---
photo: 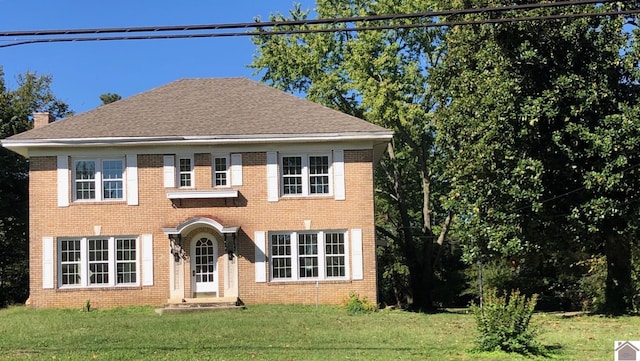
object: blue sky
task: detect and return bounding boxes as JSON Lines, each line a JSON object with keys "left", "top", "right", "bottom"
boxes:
{"left": 0, "top": 1, "right": 316, "bottom": 114}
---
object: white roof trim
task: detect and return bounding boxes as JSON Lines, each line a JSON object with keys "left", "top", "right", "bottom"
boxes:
{"left": 1, "top": 132, "right": 393, "bottom": 158}
{"left": 2, "top": 132, "right": 393, "bottom": 146}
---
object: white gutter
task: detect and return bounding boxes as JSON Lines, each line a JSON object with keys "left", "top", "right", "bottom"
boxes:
{"left": 1, "top": 131, "right": 394, "bottom": 158}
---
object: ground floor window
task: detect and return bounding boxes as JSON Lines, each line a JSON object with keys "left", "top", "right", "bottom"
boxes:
{"left": 269, "top": 230, "right": 347, "bottom": 281}
{"left": 58, "top": 236, "right": 139, "bottom": 288}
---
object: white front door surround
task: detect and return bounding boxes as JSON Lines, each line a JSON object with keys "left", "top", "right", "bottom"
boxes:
{"left": 163, "top": 218, "right": 240, "bottom": 300}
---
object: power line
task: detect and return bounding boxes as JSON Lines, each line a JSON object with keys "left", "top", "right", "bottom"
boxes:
{"left": 0, "top": 0, "right": 634, "bottom": 48}
{"left": 2, "top": 8, "right": 638, "bottom": 49}
{"left": 509, "top": 162, "right": 640, "bottom": 215}
{"left": 1, "top": 9, "right": 635, "bottom": 49}
{"left": 0, "top": 0, "right": 620, "bottom": 37}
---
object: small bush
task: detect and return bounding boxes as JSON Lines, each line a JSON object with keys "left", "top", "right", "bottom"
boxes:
{"left": 471, "top": 289, "right": 543, "bottom": 355}
{"left": 345, "top": 292, "right": 376, "bottom": 315}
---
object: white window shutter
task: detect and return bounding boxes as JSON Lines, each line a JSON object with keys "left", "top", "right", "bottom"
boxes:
{"left": 333, "top": 149, "right": 345, "bottom": 201}
{"left": 163, "top": 155, "right": 175, "bottom": 188}
{"left": 351, "top": 229, "right": 363, "bottom": 280}
{"left": 57, "top": 156, "right": 69, "bottom": 207}
{"left": 126, "top": 154, "right": 139, "bottom": 206}
{"left": 255, "top": 231, "right": 267, "bottom": 283}
{"left": 42, "top": 237, "right": 54, "bottom": 289}
{"left": 266, "top": 151, "right": 278, "bottom": 202}
{"left": 142, "top": 234, "right": 154, "bottom": 286}
{"left": 231, "top": 153, "right": 243, "bottom": 186}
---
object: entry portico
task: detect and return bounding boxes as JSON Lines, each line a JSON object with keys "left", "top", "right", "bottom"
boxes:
{"left": 163, "top": 217, "right": 240, "bottom": 302}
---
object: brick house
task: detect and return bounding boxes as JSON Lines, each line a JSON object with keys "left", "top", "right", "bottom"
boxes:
{"left": 1, "top": 78, "right": 392, "bottom": 309}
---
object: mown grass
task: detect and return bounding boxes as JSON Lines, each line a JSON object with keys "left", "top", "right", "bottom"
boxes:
{"left": 0, "top": 305, "right": 637, "bottom": 360}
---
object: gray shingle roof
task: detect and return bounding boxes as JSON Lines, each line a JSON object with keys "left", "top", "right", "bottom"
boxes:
{"left": 5, "top": 78, "right": 391, "bottom": 141}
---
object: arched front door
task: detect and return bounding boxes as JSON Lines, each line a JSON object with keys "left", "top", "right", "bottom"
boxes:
{"left": 190, "top": 235, "right": 218, "bottom": 296}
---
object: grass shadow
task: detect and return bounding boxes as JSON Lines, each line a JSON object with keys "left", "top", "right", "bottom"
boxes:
{"left": 538, "top": 343, "right": 564, "bottom": 358}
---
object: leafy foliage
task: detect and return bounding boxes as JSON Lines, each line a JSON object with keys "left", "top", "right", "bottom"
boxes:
{"left": 344, "top": 291, "right": 377, "bottom": 315}
{"left": 471, "top": 289, "right": 542, "bottom": 355}
{"left": 432, "top": 1, "right": 640, "bottom": 314}
{"left": 99, "top": 93, "right": 121, "bottom": 105}
{"left": 0, "top": 67, "right": 71, "bottom": 307}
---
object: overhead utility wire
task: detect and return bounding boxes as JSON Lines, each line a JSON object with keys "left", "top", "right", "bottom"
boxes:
{"left": 0, "top": 1, "right": 634, "bottom": 48}
{"left": 508, "top": 161, "right": 640, "bottom": 215}
{"left": 1, "top": 8, "right": 637, "bottom": 49}
{"left": 0, "top": 0, "right": 619, "bottom": 37}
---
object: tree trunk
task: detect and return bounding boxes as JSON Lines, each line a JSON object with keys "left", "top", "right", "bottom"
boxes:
{"left": 604, "top": 230, "right": 633, "bottom": 314}
{"left": 386, "top": 143, "right": 431, "bottom": 310}
{"left": 419, "top": 171, "right": 434, "bottom": 311}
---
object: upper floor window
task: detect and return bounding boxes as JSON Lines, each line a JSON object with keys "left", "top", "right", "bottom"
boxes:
{"left": 73, "top": 158, "right": 124, "bottom": 201}
{"left": 309, "top": 156, "right": 330, "bottom": 194}
{"left": 178, "top": 156, "right": 194, "bottom": 188}
{"left": 281, "top": 154, "right": 331, "bottom": 197}
{"left": 213, "top": 156, "right": 229, "bottom": 187}
{"left": 164, "top": 153, "right": 241, "bottom": 190}
{"left": 59, "top": 236, "right": 139, "bottom": 288}
{"left": 103, "top": 160, "right": 124, "bottom": 199}
{"left": 282, "top": 156, "right": 303, "bottom": 195}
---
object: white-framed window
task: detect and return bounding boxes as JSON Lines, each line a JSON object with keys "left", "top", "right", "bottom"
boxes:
{"left": 178, "top": 155, "right": 194, "bottom": 188}
{"left": 73, "top": 158, "right": 124, "bottom": 201}
{"left": 282, "top": 156, "right": 303, "bottom": 195}
{"left": 88, "top": 238, "right": 109, "bottom": 285}
{"left": 58, "top": 236, "right": 139, "bottom": 288}
{"left": 59, "top": 238, "right": 81, "bottom": 285}
{"left": 309, "top": 155, "right": 330, "bottom": 194}
{"left": 271, "top": 234, "right": 292, "bottom": 279}
{"left": 213, "top": 155, "right": 229, "bottom": 187}
{"left": 269, "top": 230, "right": 347, "bottom": 281}
{"left": 298, "top": 233, "right": 319, "bottom": 278}
{"left": 325, "top": 232, "right": 346, "bottom": 277}
{"left": 116, "top": 238, "right": 137, "bottom": 284}
{"left": 102, "top": 160, "right": 124, "bottom": 200}
{"left": 280, "top": 154, "right": 331, "bottom": 197}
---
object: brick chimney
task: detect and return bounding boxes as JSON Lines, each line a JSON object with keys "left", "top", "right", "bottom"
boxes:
{"left": 33, "top": 112, "right": 53, "bottom": 129}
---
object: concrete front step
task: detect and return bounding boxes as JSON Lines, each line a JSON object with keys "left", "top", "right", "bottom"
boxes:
{"left": 155, "top": 297, "right": 245, "bottom": 314}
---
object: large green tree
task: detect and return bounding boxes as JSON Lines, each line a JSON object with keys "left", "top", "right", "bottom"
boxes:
{"left": 432, "top": 1, "right": 640, "bottom": 313}
{"left": 251, "top": 0, "right": 455, "bottom": 309}
{"left": 0, "top": 67, "right": 71, "bottom": 307}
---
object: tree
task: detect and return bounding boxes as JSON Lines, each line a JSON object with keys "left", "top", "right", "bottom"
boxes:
{"left": 0, "top": 67, "right": 71, "bottom": 307}
{"left": 432, "top": 1, "right": 640, "bottom": 314}
{"left": 99, "top": 93, "right": 121, "bottom": 105}
{"left": 251, "top": 0, "right": 455, "bottom": 309}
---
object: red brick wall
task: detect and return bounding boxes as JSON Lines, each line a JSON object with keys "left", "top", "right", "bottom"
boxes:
{"left": 28, "top": 149, "right": 377, "bottom": 309}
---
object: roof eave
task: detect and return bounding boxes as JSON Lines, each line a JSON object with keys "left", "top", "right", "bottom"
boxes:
{"left": 1, "top": 132, "right": 394, "bottom": 158}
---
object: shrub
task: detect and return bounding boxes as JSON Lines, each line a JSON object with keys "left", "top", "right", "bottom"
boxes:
{"left": 345, "top": 292, "right": 376, "bottom": 315}
{"left": 471, "top": 288, "right": 543, "bottom": 355}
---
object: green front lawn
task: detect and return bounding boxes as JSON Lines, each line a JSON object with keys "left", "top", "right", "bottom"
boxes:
{"left": 0, "top": 305, "right": 636, "bottom": 360}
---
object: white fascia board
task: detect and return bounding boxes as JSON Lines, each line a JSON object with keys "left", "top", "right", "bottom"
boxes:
{"left": 3, "top": 132, "right": 393, "bottom": 158}
{"left": 1, "top": 132, "right": 393, "bottom": 147}
{"left": 0, "top": 143, "right": 29, "bottom": 158}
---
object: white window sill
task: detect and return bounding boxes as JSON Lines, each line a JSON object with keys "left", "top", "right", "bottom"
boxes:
{"left": 57, "top": 284, "right": 141, "bottom": 290}
{"left": 268, "top": 279, "right": 351, "bottom": 285}
{"left": 167, "top": 189, "right": 239, "bottom": 199}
